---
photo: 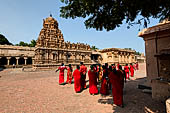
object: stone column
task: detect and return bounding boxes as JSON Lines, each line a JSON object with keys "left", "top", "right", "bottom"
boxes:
{"left": 16, "top": 57, "right": 20, "bottom": 65}
{"left": 32, "top": 59, "right": 34, "bottom": 65}
{"left": 24, "top": 57, "right": 28, "bottom": 65}
{"left": 7, "top": 57, "right": 11, "bottom": 65}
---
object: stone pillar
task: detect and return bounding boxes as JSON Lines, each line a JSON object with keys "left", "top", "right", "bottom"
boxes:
{"left": 24, "top": 57, "right": 28, "bottom": 65}
{"left": 7, "top": 57, "right": 11, "bottom": 65}
{"left": 32, "top": 59, "right": 34, "bottom": 65}
{"left": 16, "top": 57, "right": 20, "bottom": 65}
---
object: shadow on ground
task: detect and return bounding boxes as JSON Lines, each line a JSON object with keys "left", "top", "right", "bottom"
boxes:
{"left": 97, "top": 77, "right": 166, "bottom": 113}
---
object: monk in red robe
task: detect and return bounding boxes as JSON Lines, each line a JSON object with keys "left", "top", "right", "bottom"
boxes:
{"left": 136, "top": 62, "right": 139, "bottom": 70}
{"left": 88, "top": 65, "right": 98, "bottom": 95}
{"left": 56, "top": 63, "right": 67, "bottom": 85}
{"left": 66, "top": 64, "right": 73, "bottom": 84}
{"left": 109, "top": 65, "right": 124, "bottom": 107}
{"left": 117, "top": 63, "right": 120, "bottom": 70}
{"left": 111, "top": 64, "right": 116, "bottom": 70}
{"left": 100, "top": 63, "right": 109, "bottom": 95}
{"left": 124, "top": 64, "right": 129, "bottom": 79}
{"left": 80, "top": 62, "right": 87, "bottom": 89}
{"left": 130, "top": 63, "right": 134, "bottom": 77}
{"left": 73, "top": 65, "right": 81, "bottom": 93}
{"left": 133, "top": 63, "right": 136, "bottom": 71}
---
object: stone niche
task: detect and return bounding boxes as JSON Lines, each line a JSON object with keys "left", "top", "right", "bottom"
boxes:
{"left": 155, "top": 48, "right": 170, "bottom": 81}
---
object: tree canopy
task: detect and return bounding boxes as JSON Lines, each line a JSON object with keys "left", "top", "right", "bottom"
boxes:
{"left": 60, "top": 0, "right": 170, "bottom": 31}
{"left": 0, "top": 34, "right": 12, "bottom": 45}
{"left": 15, "top": 40, "right": 36, "bottom": 47}
{"left": 91, "top": 46, "right": 99, "bottom": 50}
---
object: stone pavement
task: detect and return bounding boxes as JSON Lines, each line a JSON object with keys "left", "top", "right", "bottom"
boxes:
{"left": 0, "top": 63, "right": 166, "bottom": 113}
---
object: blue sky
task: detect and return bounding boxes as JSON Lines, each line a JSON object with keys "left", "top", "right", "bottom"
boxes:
{"left": 0, "top": 0, "right": 159, "bottom": 53}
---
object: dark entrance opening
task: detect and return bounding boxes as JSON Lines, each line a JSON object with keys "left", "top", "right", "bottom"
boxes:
{"left": 0, "top": 57, "right": 7, "bottom": 65}
{"left": 10, "top": 57, "right": 16, "bottom": 65}
{"left": 19, "top": 57, "right": 25, "bottom": 65}
{"left": 27, "top": 57, "right": 32, "bottom": 64}
{"left": 91, "top": 54, "right": 99, "bottom": 60}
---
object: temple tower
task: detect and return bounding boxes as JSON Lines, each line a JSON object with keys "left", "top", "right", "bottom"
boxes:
{"left": 36, "top": 14, "right": 64, "bottom": 48}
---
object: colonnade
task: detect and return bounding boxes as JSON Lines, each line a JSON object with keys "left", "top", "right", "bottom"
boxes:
{"left": 0, "top": 56, "right": 33, "bottom": 66}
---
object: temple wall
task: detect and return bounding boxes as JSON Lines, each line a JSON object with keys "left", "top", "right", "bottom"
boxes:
{"left": 0, "top": 45, "right": 35, "bottom": 67}
{"left": 99, "top": 49, "right": 136, "bottom": 65}
{"left": 139, "top": 21, "right": 170, "bottom": 103}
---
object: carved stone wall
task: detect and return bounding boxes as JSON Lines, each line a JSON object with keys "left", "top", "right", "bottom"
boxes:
{"left": 99, "top": 48, "right": 136, "bottom": 65}
{"left": 0, "top": 45, "right": 35, "bottom": 67}
{"left": 34, "top": 15, "right": 92, "bottom": 67}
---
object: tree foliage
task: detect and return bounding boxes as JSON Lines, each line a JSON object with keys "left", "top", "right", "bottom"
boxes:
{"left": 60, "top": 0, "right": 170, "bottom": 31}
{"left": 91, "top": 46, "right": 99, "bottom": 50}
{"left": 0, "top": 34, "right": 12, "bottom": 45}
{"left": 15, "top": 40, "right": 36, "bottom": 47}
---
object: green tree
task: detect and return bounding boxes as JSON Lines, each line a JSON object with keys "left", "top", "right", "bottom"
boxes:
{"left": 60, "top": 0, "right": 170, "bottom": 31}
{"left": 0, "top": 34, "right": 12, "bottom": 45}
{"left": 91, "top": 46, "right": 99, "bottom": 50}
{"left": 16, "top": 40, "right": 36, "bottom": 47}
{"left": 17, "top": 41, "right": 29, "bottom": 46}
{"left": 29, "top": 40, "right": 36, "bottom": 47}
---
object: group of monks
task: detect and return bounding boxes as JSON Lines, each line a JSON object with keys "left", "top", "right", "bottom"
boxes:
{"left": 56, "top": 62, "right": 139, "bottom": 107}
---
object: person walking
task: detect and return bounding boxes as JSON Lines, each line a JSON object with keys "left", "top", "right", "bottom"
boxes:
{"left": 88, "top": 65, "right": 98, "bottom": 95}
{"left": 56, "top": 63, "right": 67, "bottom": 85}
{"left": 73, "top": 65, "right": 82, "bottom": 93}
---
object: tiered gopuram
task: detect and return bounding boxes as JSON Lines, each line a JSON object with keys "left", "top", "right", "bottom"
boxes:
{"left": 34, "top": 15, "right": 92, "bottom": 67}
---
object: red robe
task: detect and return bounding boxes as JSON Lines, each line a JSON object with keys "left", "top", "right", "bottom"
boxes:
{"left": 66, "top": 67, "right": 72, "bottom": 84}
{"left": 130, "top": 65, "right": 134, "bottom": 77}
{"left": 124, "top": 66, "right": 129, "bottom": 79}
{"left": 136, "top": 63, "right": 139, "bottom": 70}
{"left": 88, "top": 70, "right": 98, "bottom": 94}
{"left": 109, "top": 71, "right": 123, "bottom": 106}
{"left": 100, "top": 69, "right": 109, "bottom": 95}
{"left": 80, "top": 65, "right": 87, "bottom": 89}
{"left": 117, "top": 64, "right": 120, "bottom": 70}
{"left": 73, "top": 69, "right": 81, "bottom": 93}
{"left": 58, "top": 66, "right": 66, "bottom": 84}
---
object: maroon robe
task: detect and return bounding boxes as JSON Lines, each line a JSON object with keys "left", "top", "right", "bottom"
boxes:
{"left": 58, "top": 66, "right": 66, "bottom": 84}
{"left": 136, "top": 63, "right": 139, "bottom": 70}
{"left": 88, "top": 70, "right": 98, "bottom": 94}
{"left": 73, "top": 69, "right": 81, "bottom": 92}
{"left": 109, "top": 71, "right": 123, "bottom": 106}
{"left": 80, "top": 65, "right": 87, "bottom": 89}
{"left": 100, "top": 69, "right": 109, "bottom": 95}
{"left": 124, "top": 66, "right": 129, "bottom": 79}
{"left": 66, "top": 67, "right": 72, "bottom": 84}
{"left": 130, "top": 65, "right": 134, "bottom": 77}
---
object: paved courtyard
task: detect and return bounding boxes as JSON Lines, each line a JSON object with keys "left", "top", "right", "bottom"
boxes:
{"left": 0, "top": 63, "right": 165, "bottom": 113}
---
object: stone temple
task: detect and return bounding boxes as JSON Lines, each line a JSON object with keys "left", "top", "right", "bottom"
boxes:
{"left": 34, "top": 14, "right": 92, "bottom": 68}
{"left": 0, "top": 15, "right": 141, "bottom": 68}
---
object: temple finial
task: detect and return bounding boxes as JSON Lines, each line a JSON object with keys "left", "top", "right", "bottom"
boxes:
{"left": 50, "top": 13, "right": 52, "bottom": 17}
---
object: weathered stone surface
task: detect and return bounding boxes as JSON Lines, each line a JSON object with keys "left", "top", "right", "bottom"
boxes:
{"left": 166, "top": 98, "right": 170, "bottom": 113}
{"left": 151, "top": 79, "right": 170, "bottom": 101}
{"left": 34, "top": 15, "right": 92, "bottom": 67}
{"left": 99, "top": 48, "right": 136, "bottom": 65}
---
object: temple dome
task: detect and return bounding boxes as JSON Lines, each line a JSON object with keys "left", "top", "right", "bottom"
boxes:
{"left": 43, "top": 14, "right": 58, "bottom": 28}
